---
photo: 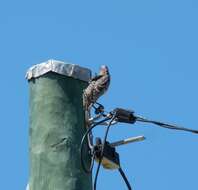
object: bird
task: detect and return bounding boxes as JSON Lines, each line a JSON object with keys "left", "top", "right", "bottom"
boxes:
{"left": 83, "top": 65, "right": 110, "bottom": 111}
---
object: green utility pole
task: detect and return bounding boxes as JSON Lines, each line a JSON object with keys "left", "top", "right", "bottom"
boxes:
{"left": 26, "top": 60, "right": 92, "bottom": 190}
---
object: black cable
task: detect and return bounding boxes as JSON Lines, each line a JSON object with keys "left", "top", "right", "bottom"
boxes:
{"left": 136, "top": 116, "right": 198, "bottom": 134}
{"left": 118, "top": 167, "right": 132, "bottom": 190}
{"left": 80, "top": 117, "right": 112, "bottom": 173}
{"left": 93, "top": 116, "right": 116, "bottom": 190}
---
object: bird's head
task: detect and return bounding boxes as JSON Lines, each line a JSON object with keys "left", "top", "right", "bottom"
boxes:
{"left": 99, "top": 65, "right": 109, "bottom": 75}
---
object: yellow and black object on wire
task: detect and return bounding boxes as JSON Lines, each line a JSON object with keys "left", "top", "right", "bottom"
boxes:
{"left": 80, "top": 104, "right": 198, "bottom": 190}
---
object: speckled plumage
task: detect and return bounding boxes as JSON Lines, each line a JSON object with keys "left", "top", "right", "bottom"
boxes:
{"left": 83, "top": 66, "right": 110, "bottom": 110}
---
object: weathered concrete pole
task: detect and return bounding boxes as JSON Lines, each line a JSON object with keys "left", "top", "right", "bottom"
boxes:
{"left": 26, "top": 60, "right": 92, "bottom": 190}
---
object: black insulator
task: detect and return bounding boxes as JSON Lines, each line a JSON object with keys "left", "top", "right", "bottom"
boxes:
{"left": 113, "top": 108, "right": 136, "bottom": 124}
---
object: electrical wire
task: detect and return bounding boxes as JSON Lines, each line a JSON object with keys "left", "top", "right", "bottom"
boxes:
{"left": 136, "top": 116, "right": 198, "bottom": 134}
{"left": 80, "top": 117, "right": 112, "bottom": 173}
{"left": 118, "top": 167, "right": 132, "bottom": 190}
{"left": 81, "top": 104, "right": 198, "bottom": 189}
{"left": 93, "top": 115, "right": 116, "bottom": 190}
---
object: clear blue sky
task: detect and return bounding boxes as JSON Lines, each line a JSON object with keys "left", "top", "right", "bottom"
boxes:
{"left": 1, "top": 0, "right": 198, "bottom": 189}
